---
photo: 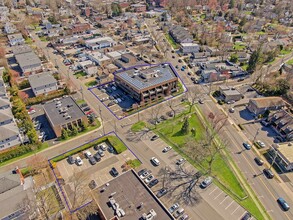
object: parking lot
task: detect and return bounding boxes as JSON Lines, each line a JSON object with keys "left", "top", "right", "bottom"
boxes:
{"left": 57, "top": 141, "right": 137, "bottom": 187}
{"left": 89, "top": 82, "right": 137, "bottom": 118}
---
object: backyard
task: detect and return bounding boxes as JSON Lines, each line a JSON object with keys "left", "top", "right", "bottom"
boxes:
{"left": 165, "top": 33, "right": 179, "bottom": 49}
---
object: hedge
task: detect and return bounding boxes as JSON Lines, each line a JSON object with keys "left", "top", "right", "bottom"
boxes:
{"left": 24, "top": 89, "right": 69, "bottom": 106}
{"left": 0, "top": 145, "right": 32, "bottom": 163}
{"left": 51, "top": 135, "right": 127, "bottom": 162}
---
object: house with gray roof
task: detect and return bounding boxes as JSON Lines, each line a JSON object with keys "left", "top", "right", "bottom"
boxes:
{"left": 11, "top": 45, "right": 32, "bottom": 55}
{"left": 28, "top": 72, "right": 58, "bottom": 96}
{"left": 114, "top": 64, "right": 179, "bottom": 105}
{"left": 7, "top": 33, "right": 25, "bottom": 46}
{"left": 169, "top": 25, "right": 193, "bottom": 44}
{"left": 15, "top": 51, "right": 42, "bottom": 75}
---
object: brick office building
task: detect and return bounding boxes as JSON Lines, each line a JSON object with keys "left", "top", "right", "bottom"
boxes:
{"left": 114, "top": 64, "right": 179, "bottom": 105}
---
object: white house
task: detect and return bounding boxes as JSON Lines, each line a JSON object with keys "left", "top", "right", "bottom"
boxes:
{"left": 28, "top": 72, "right": 58, "bottom": 96}
{"left": 180, "top": 43, "right": 200, "bottom": 53}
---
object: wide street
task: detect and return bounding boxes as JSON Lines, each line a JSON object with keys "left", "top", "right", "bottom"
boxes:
{"left": 1, "top": 18, "right": 293, "bottom": 220}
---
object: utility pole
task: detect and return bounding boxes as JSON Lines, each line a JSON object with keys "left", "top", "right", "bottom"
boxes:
{"left": 253, "top": 128, "right": 260, "bottom": 144}
{"left": 80, "top": 83, "right": 84, "bottom": 100}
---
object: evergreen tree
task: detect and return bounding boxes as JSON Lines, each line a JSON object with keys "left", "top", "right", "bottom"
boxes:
{"left": 181, "top": 117, "right": 190, "bottom": 135}
{"left": 72, "top": 125, "right": 78, "bottom": 136}
{"left": 61, "top": 129, "right": 69, "bottom": 140}
{"left": 247, "top": 48, "right": 262, "bottom": 72}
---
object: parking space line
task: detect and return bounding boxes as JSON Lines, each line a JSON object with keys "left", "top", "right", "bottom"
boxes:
{"left": 214, "top": 191, "right": 223, "bottom": 200}
{"left": 231, "top": 205, "right": 241, "bottom": 215}
{"left": 219, "top": 196, "right": 228, "bottom": 204}
{"left": 208, "top": 187, "right": 218, "bottom": 195}
{"left": 225, "top": 201, "right": 234, "bottom": 210}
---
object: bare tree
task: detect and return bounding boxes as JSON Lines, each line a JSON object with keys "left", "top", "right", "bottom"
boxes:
{"left": 166, "top": 99, "right": 177, "bottom": 118}
{"left": 159, "top": 166, "right": 202, "bottom": 206}
{"left": 186, "top": 88, "right": 200, "bottom": 113}
{"left": 206, "top": 112, "right": 228, "bottom": 145}
{"left": 148, "top": 105, "right": 161, "bottom": 128}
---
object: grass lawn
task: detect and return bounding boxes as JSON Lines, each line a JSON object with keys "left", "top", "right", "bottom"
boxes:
{"left": 280, "top": 49, "right": 291, "bottom": 55}
{"left": 131, "top": 121, "right": 146, "bottom": 132}
{"left": 256, "top": 31, "right": 266, "bottom": 35}
{"left": 35, "top": 26, "right": 42, "bottom": 31}
{"left": 286, "top": 58, "right": 293, "bottom": 65}
{"left": 165, "top": 34, "right": 179, "bottom": 49}
{"left": 37, "top": 186, "right": 61, "bottom": 215}
{"left": 241, "top": 63, "right": 249, "bottom": 71}
{"left": 74, "top": 71, "right": 87, "bottom": 79}
{"left": 39, "top": 36, "right": 48, "bottom": 42}
{"left": 25, "top": 37, "right": 33, "bottom": 44}
{"left": 76, "top": 99, "right": 86, "bottom": 105}
{"left": 85, "top": 80, "right": 97, "bottom": 87}
{"left": 233, "top": 42, "right": 246, "bottom": 51}
{"left": 126, "top": 159, "right": 141, "bottom": 168}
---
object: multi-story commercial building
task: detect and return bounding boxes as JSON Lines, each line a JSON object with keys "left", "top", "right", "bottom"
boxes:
{"left": 114, "top": 64, "right": 179, "bottom": 105}
{"left": 43, "top": 96, "right": 88, "bottom": 137}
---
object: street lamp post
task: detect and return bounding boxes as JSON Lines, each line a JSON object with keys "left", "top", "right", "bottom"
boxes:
{"left": 253, "top": 128, "right": 260, "bottom": 144}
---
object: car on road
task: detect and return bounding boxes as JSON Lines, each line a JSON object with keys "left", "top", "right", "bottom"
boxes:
{"left": 201, "top": 176, "right": 213, "bottom": 188}
{"left": 243, "top": 142, "right": 251, "bottom": 150}
{"left": 110, "top": 167, "right": 119, "bottom": 177}
{"left": 140, "top": 170, "right": 151, "bottom": 179}
{"left": 151, "top": 157, "right": 160, "bottom": 166}
{"left": 176, "top": 158, "right": 186, "bottom": 165}
{"left": 67, "top": 156, "right": 75, "bottom": 164}
{"left": 168, "top": 203, "right": 179, "bottom": 213}
{"left": 151, "top": 135, "right": 159, "bottom": 141}
{"left": 93, "top": 153, "right": 101, "bottom": 162}
{"left": 157, "top": 188, "right": 168, "bottom": 198}
{"left": 76, "top": 156, "right": 83, "bottom": 166}
{"left": 162, "top": 146, "right": 172, "bottom": 153}
{"left": 256, "top": 140, "right": 266, "bottom": 148}
{"left": 173, "top": 208, "right": 184, "bottom": 218}
{"left": 84, "top": 151, "right": 92, "bottom": 158}
{"left": 237, "top": 78, "right": 245, "bottom": 82}
{"left": 88, "top": 156, "right": 96, "bottom": 165}
{"left": 145, "top": 175, "right": 155, "bottom": 184}
{"left": 263, "top": 168, "right": 274, "bottom": 179}
{"left": 277, "top": 197, "right": 290, "bottom": 211}
{"left": 254, "top": 157, "right": 264, "bottom": 166}
{"left": 229, "top": 108, "right": 235, "bottom": 113}
{"left": 179, "top": 214, "right": 189, "bottom": 220}
{"left": 148, "top": 179, "right": 159, "bottom": 188}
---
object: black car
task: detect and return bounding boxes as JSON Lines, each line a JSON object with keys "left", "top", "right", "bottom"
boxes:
{"left": 254, "top": 157, "right": 264, "bottom": 166}
{"left": 111, "top": 167, "right": 119, "bottom": 177}
{"left": 151, "top": 135, "right": 159, "bottom": 141}
{"left": 263, "top": 168, "right": 274, "bottom": 179}
{"left": 83, "top": 107, "right": 90, "bottom": 112}
{"left": 148, "top": 179, "right": 159, "bottom": 188}
{"left": 93, "top": 153, "right": 101, "bottom": 162}
{"left": 67, "top": 156, "right": 75, "bottom": 164}
{"left": 157, "top": 188, "right": 168, "bottom": 198}
{"left": 108, "top": 146, "right": 115, "bottom": 153}
{"left": 138, "top": 168, "right": 147, "bottom": 176}
{"left": 195, "top": 171, "right": 203, "bottom": 179}
{"left": 88, "top": 156, "right": 96, "bottom": 165}
{"left": 277, "top": 197, "right": 290, "bottom": 211}
{"left": 241, "top": 212, "right": 251, "bottom": 220}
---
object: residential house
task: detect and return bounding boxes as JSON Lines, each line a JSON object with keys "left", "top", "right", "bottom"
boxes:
{"left": 169, "top": 25, "right": 193, "bottom": 44}
{"left": 219, "top": 85, "right": 243, "bottom": 102}
{"left": 60, "top": 36, "right": 79, "bottom": 45}
{"left": 180, "top": 43, "right": 200, "bottom": 54}
{"left": 247, "top": 97, "right": 286, "bottom": 115}
{"left": 131, "top": 3, "right": 146, "bottom": 13}
{"left": 267, "top": 110, "right": 293, "bottom": 142}
{"left": 271, "top": 142, "right": 293, "bottom": 171}
{"left": 84, "top": 64, "right": 98, "bottom": 76}
{"left": 28, "top": 72, "right": 58, "bottom": 96}
{"left": 0, "top": 6, "right": 9, "bottom": 22}
{"left": 4, "top": 22, "right": 17, "bottom": 34}
{"left": 15, "top": 51, "right": 42, "bottom": 75}
{"left": 7, "top": 33, "right": 25, "bottom": 46}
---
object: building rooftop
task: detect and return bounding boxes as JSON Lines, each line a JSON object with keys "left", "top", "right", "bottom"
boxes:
{"left": 0, "top": 98, "right": 10, "bottom": 108}
{"left": 222, "top": 89, "right": 242, "bottom": 96}
{"left": 28, "top": 72, "right": 57, "bottom": 88}
{"left": 274, "top": 142, "right": 293, "bottom": 164}
{"left": 43, "top": 96, "right": 85, "bottom": 127}
{"left": 250, "top": 97, "right": 285, "bottom": 108}
{"left": 7, "top": 33, "right": 23, "bottom": 41}
{"left": 12, "top": 45, "right": 32, "bottom": 55}
{"left": 15, "top": 52, "right": 42, "bottom": 69}
{"left": 96, "top": 170, "right": 172, "bottom": 220}
{"left": 115, "top": 64, "right": 178, "bottom": 91}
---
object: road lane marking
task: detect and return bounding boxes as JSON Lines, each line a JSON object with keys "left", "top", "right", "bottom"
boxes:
{"left": 225, "top": 201, "right": 234, "bottom": 210}
{"left": 231, "top": 205, "right": 241, "bottom": 215}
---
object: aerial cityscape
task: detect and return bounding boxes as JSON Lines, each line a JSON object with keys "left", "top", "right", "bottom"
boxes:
{"left": 0, "top": 0, "right": 292, "bottom": 219}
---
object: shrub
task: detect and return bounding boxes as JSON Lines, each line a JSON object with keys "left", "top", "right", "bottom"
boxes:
{"left": 0, "top": 145, "right": 32, "bottom": 163}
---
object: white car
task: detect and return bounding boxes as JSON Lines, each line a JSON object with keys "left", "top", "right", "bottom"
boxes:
{"left": 151, "top": 157, "right": 160, "bottom": 166}
{"left": 168, "top": 203, "right": 180, "bottom": 213}
{"left": 176, "top": 158, "right": 186, "bottom": 165}
{"left": 38, "top": 131, "right": 45, "bottom": 139}
{"left": 139, "top": 170, "right": 151, "bottom": 179}
{"left": 117, "top": 98, "right": 122, "bottom": 103}
{"left": 256, "top": 140, "right": 266, "bottom": 148}
{"left": 84, "top": 151, "right": 92, "bottom": 158}
{"left": 28, "top": 109, "right": 36, "bottom": 115}
{"left": 76, "top": 156, "right": 83, "bottom": 166}
{"left": 163, "top": 146, "right": 172, "bottom": 153}
{"left": 145, "top": 175, "right": 155, "bottom": 184}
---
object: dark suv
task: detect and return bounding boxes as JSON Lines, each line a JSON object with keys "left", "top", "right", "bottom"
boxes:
{"left": 111, "top": 167, "right": 119, "bottom": 177}
{"left": 93, "top": 153, "right": 101, "bottom": 162}
{"left": 263, "top": 169, "right": 274, "bottom": 179}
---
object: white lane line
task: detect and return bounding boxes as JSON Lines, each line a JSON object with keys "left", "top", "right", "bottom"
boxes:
{"left": 225, "top": 201, "right": 234, "bottom": 210}
{"left": 220, "top": 196, "right": 229, "bottom": 204}
{"left": 209, "top": 187, "right": 218, "bottom": 195}
{"left": 214, "top": 191, "right": 223, "bottom": 200}
{"left": 231, "top": 205, "right": 241, "bottom": 215}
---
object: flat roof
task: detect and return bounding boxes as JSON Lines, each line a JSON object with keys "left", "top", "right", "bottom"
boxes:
{"left": 15, "top": 51, "right": 41, "bottom": 68}
{"left": 274, "top": 142, "right": 293, "bottom": 164}
{"left": 28, "top": 72, "right": 57, "bottom": 88}
{"left": 96, "top": 170, "right": 172, "bottom": 220}
{"left": 115, "top": 64, "right": 178, "bottom": 91}
{"left": 43, "top": 96, "right": 85, "bottom": 127}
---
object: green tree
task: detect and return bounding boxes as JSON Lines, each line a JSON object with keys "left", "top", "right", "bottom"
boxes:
{"left": 229, "top": 0, "right": 235, "bottom": 9}
{"left": 27, "top": 129, "right": 39, "bottom": 145}
{"left": 61, "top": 129, "right": 69, "bottom": 140}
{"left": 276, "top": 79, "right": 290, "bottom": 95}
{"left": 247, "top": 48, "right": 262, "bottom": 72}
{"left": 181, "top": 117, "right": 190, "bottom": 135}
{"left": 230, "top": 54, "right": 239, "bottom": 63}
{"left": 2, "top": 69, "right": 10, "bottom": 83}
{"left": 80, "top": 121, "right": 88, "bottom": 131}
{"left": 72, "top": 125, "right": 78, "bottom": 136}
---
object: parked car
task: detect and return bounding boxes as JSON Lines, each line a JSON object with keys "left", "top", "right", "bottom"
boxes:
{"left": 260, "top": 120, "right": 269, "bottom": 126}
{"left": 151, "top": 157, "right": 160, "bottom": 166}
{"left": 162, "top": 146, "right": 172, "bottom": 153}
{"left": 76, "top": 156, "right": 83, "bottom": 166}
{"left": 151, "top": 135, "right": 159, "bottom": 141}
{"left": 108, "top": 146, "right": 115, "bottom": 153}
{"left": 263, "top": 169, "right": 274, "bottom": 179}
{"left": 28, "top": 109, "right": 36, "bottom": 115}
{"left": 110, "top": 167, "right": 119, "bottom": 177}
{"left": 139, "top": 170, "right": 151, "bottom": 179}
{"left": 256, "top": 140, "right": 266, "bottom": 148}
{"left": 243, "top": 142, "right": 251, "bottom": 150}
{"left": 168, "top": 203, "right": 180, "bottom": 213}
{"left": 241, "top": 212, "right": 252, "bottom": 220}
{"left": 201, "top": 176, "right": 213, "bottom": 188}
{"left": 138, "top": 168, "right": 147, "bottom": 176}
{"left": 179, "top": 214, "right": 189, "bottom": 220}
{"left": 93, "top": 153, "right": 101, "bottom": 162}
{"left": 173, "top": 208, "right": 184, "bottom": 218}
{"left": 195, "top": 171, "right": 203, "bottom": 179}
{"left": 277, "top": 197, "right": 290, "bottom": 211}
{"left": 88, "top": 156, "right": 96, "bottom": 165}
{"left": 145, "top": 175, "right": 155, "bottom": 184}
{"left": 176, "top": 158, "right": 186, "bottom": 165}
{"left": 157, "top": 188, "right": 168, "bottom": 198}
{"left": 67, "top": 156, "right": 75, "bottom": 164}
{"left": 229, "top": 108, "right": 235, "bottom": 113}
{"left": 254, "top": 157, "right": 264, "bottom": 166}
{"left": 198, "top": 99, "right": 204, "bottom": 104}
{"left": 148, "top": 179, "right": 159, "bottom": 188}
{"left": 99, "top": 143, "right": 107, "bottom": 151}
{"left": 84, "top": 151, "right": 92, "bottom": 158}
{"left": 98, "top": 149, "right": 105, "bottom": 157}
